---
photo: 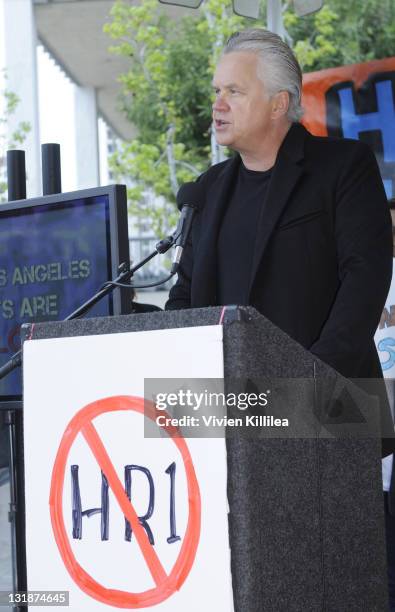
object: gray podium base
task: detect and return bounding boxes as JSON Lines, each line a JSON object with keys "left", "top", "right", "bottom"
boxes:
{"left": 23, "top": 306, "right": 388, "bottom": 612}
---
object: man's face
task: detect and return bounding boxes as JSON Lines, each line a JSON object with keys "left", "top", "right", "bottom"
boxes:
{"left": 212, "top": 52, "right": 275, "bottom": 153}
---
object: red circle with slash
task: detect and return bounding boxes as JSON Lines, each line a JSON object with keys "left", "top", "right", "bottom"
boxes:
{"left": 49, "top": 395, "right": 201, "bottom": 608}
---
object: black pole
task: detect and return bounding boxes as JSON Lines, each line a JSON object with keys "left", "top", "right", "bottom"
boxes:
{"left": 7, "top": 150, "right": 26, "bottom": 201}
{"left": 41, "top": 143, "right": 61, "bottom": 196}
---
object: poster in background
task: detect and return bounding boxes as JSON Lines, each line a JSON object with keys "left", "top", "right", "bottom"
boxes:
{"left": 375, "top": 266, "right": 395, "bottom": 489}
{"left": 376, "top": 273, "right": 395, "bottom": 377}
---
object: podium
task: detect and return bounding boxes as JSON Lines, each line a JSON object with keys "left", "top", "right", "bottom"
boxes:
{"left": 21, "top": 306, "right": 388, "bottom": 611}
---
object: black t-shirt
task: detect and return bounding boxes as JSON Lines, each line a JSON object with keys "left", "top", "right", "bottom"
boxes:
{"left": 217, "top": 161, "right": 272, "bottom": 305}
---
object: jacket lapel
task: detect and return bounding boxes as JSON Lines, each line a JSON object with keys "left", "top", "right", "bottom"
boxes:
{"left": 191, "top": 155, "right": 240, "bottom": 306}
{"left": 247, "top": 123, "right": 307, "bottom": 297}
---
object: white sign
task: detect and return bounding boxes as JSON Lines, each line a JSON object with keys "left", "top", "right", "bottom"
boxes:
{"left": 375, "top": 269, "right": 395, "bottom": 376}
{"left": 23, "top": 325, "right": 234, "bottom": 611}
{"left": 375, "top": 267, "right": 395, "bottom": 489}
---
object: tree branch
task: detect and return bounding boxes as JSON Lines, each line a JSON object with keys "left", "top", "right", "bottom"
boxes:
{"left": 166, "top": 124, "right": 179, "bottom": 196}
{"left": 175, "top": 160, "right": 201, "bottom": 176}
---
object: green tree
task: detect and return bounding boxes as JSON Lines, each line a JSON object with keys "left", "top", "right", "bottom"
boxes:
{"left": 0, "top": 76, "right": 31, "bottom": 202}
{"left": 284, "top": 0, "right": 395, "bottom": 71}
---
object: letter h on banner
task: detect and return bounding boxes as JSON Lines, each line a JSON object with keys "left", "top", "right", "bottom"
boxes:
{"left": 337, "top": 79, "right": 395, "bottom": 198}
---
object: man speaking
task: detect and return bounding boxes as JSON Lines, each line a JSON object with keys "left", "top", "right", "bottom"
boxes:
{"left": 166, "top": 28, "right": 394, "bottom": 456}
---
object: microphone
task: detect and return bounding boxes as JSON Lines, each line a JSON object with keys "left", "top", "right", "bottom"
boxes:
{"left": 171, "top": 182, "right": 203, "bottom": 274}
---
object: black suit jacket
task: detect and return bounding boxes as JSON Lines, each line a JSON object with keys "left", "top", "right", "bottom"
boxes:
{"left": 166, "top": 123, "right": 394, "bottom": 456}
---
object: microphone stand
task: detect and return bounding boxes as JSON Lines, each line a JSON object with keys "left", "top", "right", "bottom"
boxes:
{"left": 0, "top": 234, "right": 176, "bottom": 381}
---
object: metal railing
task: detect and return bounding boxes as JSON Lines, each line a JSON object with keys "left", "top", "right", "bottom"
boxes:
{"left": 129, "top": 237, "right": 174, "bottom": 290}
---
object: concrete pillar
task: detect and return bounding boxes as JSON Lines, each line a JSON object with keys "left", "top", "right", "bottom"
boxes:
{"left": 266, "top": 0, "right": 286, "bottom": 39}
{"left": 74, "top": 85, "right": 100, "bottom": 189}
{"left": 98, "top": 116, "right": 111, "bottom": 186}
{"left": 0, "top": 0, "right": 41, "bottom": 198}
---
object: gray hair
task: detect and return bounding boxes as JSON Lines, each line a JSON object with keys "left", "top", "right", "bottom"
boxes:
{"left": 224, "top": 29, "right": 304, "bottom": 122}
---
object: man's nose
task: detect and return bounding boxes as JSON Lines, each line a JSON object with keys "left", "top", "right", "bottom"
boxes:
{"left": 213, "top": 93, "right": 229, "bottom": 112}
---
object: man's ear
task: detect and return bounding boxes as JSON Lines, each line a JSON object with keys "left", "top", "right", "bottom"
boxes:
{"left": 271, "top": 91, "right": 290, "bottom": 119}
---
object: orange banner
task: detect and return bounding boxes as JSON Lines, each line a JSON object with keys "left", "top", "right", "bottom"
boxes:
{"left": 301, "top": 57, "right": 395, "bottom": 198}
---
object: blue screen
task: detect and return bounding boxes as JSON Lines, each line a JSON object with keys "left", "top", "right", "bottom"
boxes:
{"left": 0, "top": 194, "right": 114, "bottom": 397}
